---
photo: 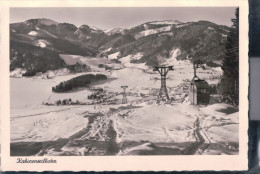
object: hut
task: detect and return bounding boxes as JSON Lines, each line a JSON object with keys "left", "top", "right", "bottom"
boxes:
{"left": 189, "top": 79, "right": 210, "bottom": 105}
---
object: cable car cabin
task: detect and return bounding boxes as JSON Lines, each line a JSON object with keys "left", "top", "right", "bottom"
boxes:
{"left": 189, "top": 79, "right": 210, "bottom": 105}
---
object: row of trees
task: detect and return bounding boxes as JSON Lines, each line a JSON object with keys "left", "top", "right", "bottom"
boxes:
{"left": 219, "top": 8, "right": 239, "bottom": 106}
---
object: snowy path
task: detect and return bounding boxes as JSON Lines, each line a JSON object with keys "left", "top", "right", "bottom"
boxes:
{"left": 182, "top": 114, "right": 209, "bottom": 155}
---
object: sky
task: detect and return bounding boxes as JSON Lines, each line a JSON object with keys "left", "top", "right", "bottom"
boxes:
{"left": 10, "top": 7, "right": 237, "bottom": 30}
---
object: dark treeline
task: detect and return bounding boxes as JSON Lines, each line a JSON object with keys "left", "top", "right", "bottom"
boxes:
{"left": 52, "top": 74, "right": 107, "bottom": 92}
{"left": 219, "top": 8, "right": 239, "bottom": 106}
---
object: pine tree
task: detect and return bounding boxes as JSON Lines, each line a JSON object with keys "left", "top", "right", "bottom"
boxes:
{"left": 219, "top": 8, "right": 239, "bottom": 106}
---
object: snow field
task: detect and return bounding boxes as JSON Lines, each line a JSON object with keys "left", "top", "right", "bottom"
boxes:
{"left": 10, "top": 51, "right": 238, "bottom": 155}
{"left": 10, "top": 72, "right": 99, "bottom": 109}
{"left": 114, "top": 104, "right": 197, "bottom": 143}
{"left": 11, "top": 106, "right": 90, "bottom": 142}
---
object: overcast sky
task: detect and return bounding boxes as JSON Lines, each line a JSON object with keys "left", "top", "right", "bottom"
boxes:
{"left": 10, "top": 7, "right": 237, "bottom": 29}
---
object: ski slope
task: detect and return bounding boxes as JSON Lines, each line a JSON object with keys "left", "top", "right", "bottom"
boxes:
{"left": 10, "top": 52, "right": 238, "bottom": 156}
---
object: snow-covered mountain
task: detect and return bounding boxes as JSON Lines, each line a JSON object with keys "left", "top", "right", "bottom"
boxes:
{"left": 10, "top": 18, "right": 230, "bottom": 75}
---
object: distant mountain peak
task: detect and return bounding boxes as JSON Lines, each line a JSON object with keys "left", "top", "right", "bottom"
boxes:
{"left": 79, "top": 25, "right": 89, "bottom": 28}
{"left": 79, "top": 25, "right": 102, "bottom": 31}
{"left": 89, "top": 25, "right": 102, "bottom": 31}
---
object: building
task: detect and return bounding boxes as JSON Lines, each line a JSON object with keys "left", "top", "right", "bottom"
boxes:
{"left": 189, "top": 79, "right": 211, "bottom": 105}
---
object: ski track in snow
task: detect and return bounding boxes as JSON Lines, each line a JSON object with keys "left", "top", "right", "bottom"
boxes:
{"left": 34, "top": 106, "right": 125, "bottom": 156}
{"left": 11, "top": 97, "right": 238, "bottom": 156}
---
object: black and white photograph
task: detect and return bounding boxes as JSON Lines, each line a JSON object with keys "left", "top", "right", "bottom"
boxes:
{"left": 8, "top": 6, "right": 241, "bottom": 157}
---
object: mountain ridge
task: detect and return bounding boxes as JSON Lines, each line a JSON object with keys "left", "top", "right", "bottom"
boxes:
{"left": 10, "top": 18, "right": 231, "bottom": 75}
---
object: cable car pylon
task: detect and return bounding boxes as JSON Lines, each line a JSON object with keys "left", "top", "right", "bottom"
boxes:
{"left": 121, "top": 86, "right": 128, "bottom": 104}
{"left": 153, "top": 65, "right": 174, "bottom": 101}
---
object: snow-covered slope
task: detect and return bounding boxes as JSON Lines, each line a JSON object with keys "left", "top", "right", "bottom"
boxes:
{"left": 148, "top": 20, "right": 182, "bottom": 25}
{"left": 115, "top": 104, "right": 197, "bottom": 143}
{"left": 108, "top": 52, "right": 120, "bottom": 60}
{"left": 34, "top": 39, "right": 50, "bottom": 48}
{"left": 10, "top": 68, "right": 26, "bottom": 78}
{"left": 28, "top": 31, "right": 38, "bottom": 36}
{"left": 10, "top": 58, "right": 236, "bottom": 156}
{"left": 135, "top": 25, "right": 173, "bottom": 39}
{"left": 105, "top": 28, "right": 127, "bottom": 35}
